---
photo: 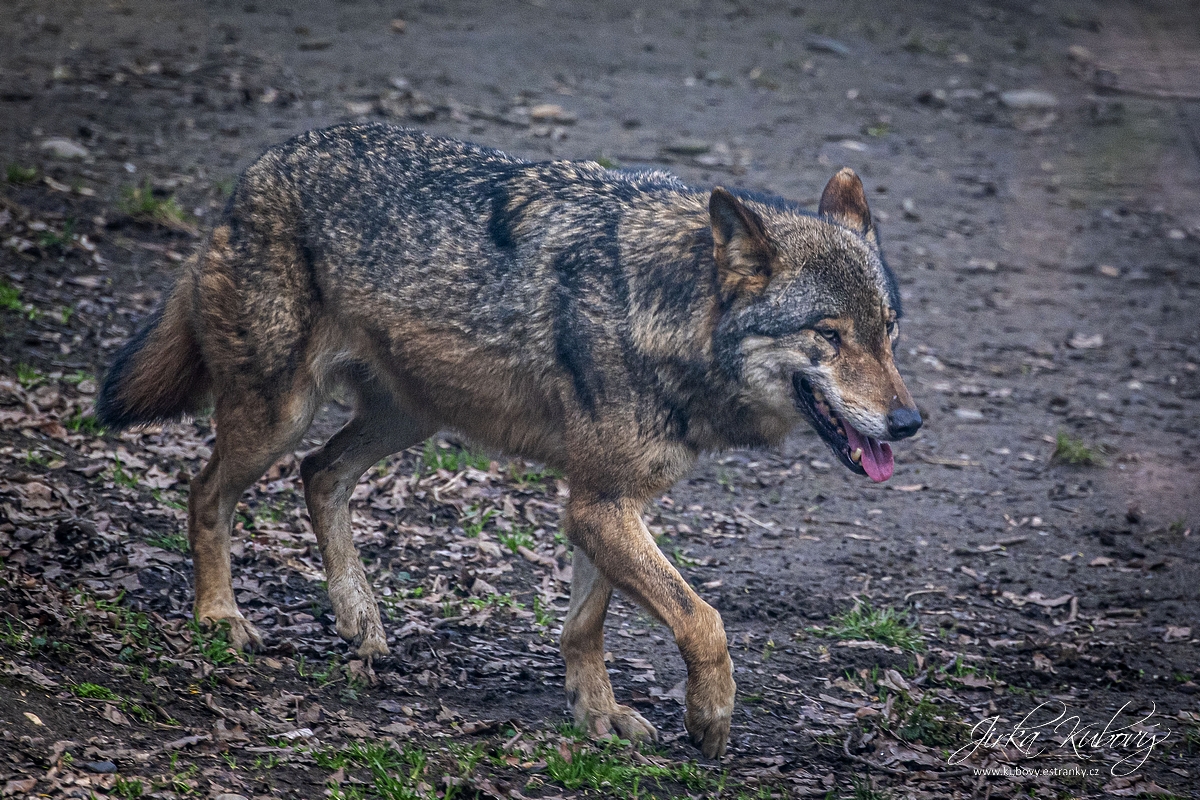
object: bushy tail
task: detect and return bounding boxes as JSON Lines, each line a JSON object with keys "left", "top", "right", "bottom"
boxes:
{"left": 95, "top": 270, "right": 210, "bottom": 429}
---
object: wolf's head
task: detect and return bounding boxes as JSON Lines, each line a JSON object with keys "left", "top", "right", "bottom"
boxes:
{"left": 710, "top": 169, "right": 920, "bottom": 481}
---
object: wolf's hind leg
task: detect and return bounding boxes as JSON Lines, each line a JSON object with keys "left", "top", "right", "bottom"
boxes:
{"left": 190, "top": 388, "right": 316, "bottom": 651}
{"left": 301, "top": 379, "right": 434, "bottom": 658}
{"left": 561, "top": 549, "right": 658, "bottom": 742}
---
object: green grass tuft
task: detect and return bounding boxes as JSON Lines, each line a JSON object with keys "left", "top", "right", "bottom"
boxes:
{"left": 813, "top": 600, "right": 924, "bottom": 652}
{"left": 497, "top": 525, "right": 535, "bottom": 554}
{"left": 16, "top": 363, "right": 45, "bottom": 389}
{"left": 188, "top": 619, "right": 239, "bottom": 666}
{"left": 6, "top": 164, "right": 37, "bottom": 184}
{"left": 421, "top": 438, "right": 491, "bottom": 475}
{"left": 71, "top": 681, "right": 118, "bottom": 700}
{"left": 65, "top": 408, "right": 106, "bottom": 436}
{"left": 113, "top": 777, "right": 145, "bottom": 799}
{"left": 1052, "top": 431, "right": 1104, "bottom": 466}
{"left": 146, "top": 531, "right": 189, "bottom": 553}
{"left": 119, "top": 179, "right": 189, "bottom": 227}
{"left": 542, "top": 738, "right": 712, "bottom": 793}
{"left": 1, "top": 281, "right": 39, "bottom": 320}
{"left": 888, "top": 693, "right": 964, "bottom": 746}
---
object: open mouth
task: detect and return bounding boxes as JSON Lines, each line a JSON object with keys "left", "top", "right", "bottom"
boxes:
{"left": 792, "top": 375, "right": 894, "bottom": 482}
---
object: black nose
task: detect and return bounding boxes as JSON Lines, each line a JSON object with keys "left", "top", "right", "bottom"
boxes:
{"left": 887, "top": 407, "right": 923, "bottom": 439}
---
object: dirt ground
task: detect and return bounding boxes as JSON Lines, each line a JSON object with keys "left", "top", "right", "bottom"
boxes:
{"left": 2, "top": 0, "right": 1199, "bottom": 798}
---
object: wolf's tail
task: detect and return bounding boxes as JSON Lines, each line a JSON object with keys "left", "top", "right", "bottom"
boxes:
{"left": 95, "top": 267, "right": 210, "bottom": 429}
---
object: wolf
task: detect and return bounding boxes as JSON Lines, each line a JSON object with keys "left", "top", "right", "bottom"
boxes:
{"left": 95, "top": 123, "right": 921, "bottom": 757}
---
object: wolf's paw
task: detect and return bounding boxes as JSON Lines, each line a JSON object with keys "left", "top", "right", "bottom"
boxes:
{"left": 200, "top": 613, "right": 263, "bottom": 652}
{"left": 684, "top": 666, "right": 736, "bottom": 758}
{"left": 578, "top": 704, "right": 658, "bottom": 743}
{"left": 330, "top": 580, "right": 390, "bottom": 658}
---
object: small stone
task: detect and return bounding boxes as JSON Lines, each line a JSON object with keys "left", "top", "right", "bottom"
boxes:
{"left": 344, "top": 100, "right": 375, "bottom": 116}
{"left": 662, "top": 138, "right": 711, "bottom": 156}
{"left": 84, "top": 761, "right": 117, "bottom": 774}
{"left": 1067, "top": 332, "right": 1104, "bottom": 349}
{"left": 1000, "top": 89, "right": 1058, "bottom": 109}
{"left": 916, "top": 89, "right": 948, "bottom": 108}
{"left": 954, "top": 408, "right": 985, "bottom": 421}
{"left": 902, "top": 198, "right": 920, "bottom": 221}
{"left": 1097, "top": 264, "right": 1120, "bottom": 277}
{"left": 40, "top": 137, "right": 89, "bottom": 159}
{"left": 1088, "top": 97, "right": 1124, "bottom": 125}
{"left": 279, "top": 727, "right": 315, "bottom": 741}
{"left": 1068, "top": 45, "right": 1095, "bottom": 65}
{"left": 214, "top": 795, "right": 250, "bottom": 800}
{"left": 390, "top": 18, "right": 406, "bottom": 33}
{"left": 529, "top": 103, "right": 576, "bottom": 124}
{"left": 408, "top": 102, "right": 436, "bottom": 122}
{"left": 1167, "top": 228, "right": 1186, "bottom": 240}
{"left": 805, "top": 36, "right": 851, "bottom": 57}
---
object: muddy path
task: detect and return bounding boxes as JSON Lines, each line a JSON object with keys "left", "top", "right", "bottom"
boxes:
{"left": 1, "top": 1, "right": 1198, "bottom": 798}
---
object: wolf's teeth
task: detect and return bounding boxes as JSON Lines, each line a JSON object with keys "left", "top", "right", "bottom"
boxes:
{"left": 850, "top": 448, "right": 863, "bottom": 463}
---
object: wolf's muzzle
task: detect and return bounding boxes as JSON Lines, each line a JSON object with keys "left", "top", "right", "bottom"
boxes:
{"left": 886, "top": 407, "right": 922, "bottom": 439}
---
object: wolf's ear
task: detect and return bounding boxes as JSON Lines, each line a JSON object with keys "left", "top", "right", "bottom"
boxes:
{"left": 818, "top": 168, "right": 873, "bottom": 237}
{"left": 709, "top": 187, "right": 773, "bottom": 300}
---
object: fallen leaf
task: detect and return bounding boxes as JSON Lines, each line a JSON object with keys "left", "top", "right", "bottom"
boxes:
{"left": 101, "top": 705, "right": 129, "bottom": 726}
{"left": 1164, "top": 626, "right": 1191, "bottom": 642}
{"left": 2, "top": 778, "right": 38, "bottom": 796}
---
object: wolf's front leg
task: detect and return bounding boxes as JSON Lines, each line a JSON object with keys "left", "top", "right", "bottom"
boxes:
{"left": 563, "top": 492, "right": 735, "bottom": 758}
{"left": 562, "top": 549, "right": 657, "bottom": 742}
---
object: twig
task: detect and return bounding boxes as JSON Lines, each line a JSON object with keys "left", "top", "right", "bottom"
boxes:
{"left": 1090, "top": 79, "right": 1200, "bottom": 102}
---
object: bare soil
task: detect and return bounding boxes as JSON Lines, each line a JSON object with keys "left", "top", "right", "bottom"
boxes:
{"left": 1, "top": 1, "right": 1198, "bottom": 798}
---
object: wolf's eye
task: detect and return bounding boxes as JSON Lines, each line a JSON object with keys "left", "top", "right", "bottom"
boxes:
{"left": 816, "top": 328, "right": 840, "bottom": 348}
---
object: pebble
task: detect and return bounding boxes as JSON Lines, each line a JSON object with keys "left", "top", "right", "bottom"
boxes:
{"left": 1067, "top": 332, "right": 1104, "bottom": 349}
{"left": 806, "top": 36, "right": 851, "bottom": 57}
{"left": 214, "top": 795, "right": 249, "bottom": 800}
{"left": 1000, "top": 89, "right": 1058, "bottom": 109}
{"left": 529, "top": 103, "right": 576, "bottom": 124}
{"left": 902, "top": 198, "right": 920, "bottom": 220}
{"left": 916, "top": 89, "right": 948, "bottom": 109}
{"left": 662, "top": 138, "right": 711, "bottom": 156}
{"left": 84, "top": 761, "right": 117, "bottom": 774}
{"left": 954, "top": 408, "right": 985, "bottom": 421}
{"left": 40, "top": 137, "right": 89, "bottom": 159}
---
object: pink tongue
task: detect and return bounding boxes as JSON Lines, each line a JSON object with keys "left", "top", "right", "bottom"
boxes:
{"left": 845, "top": 423, "right": 894, "bottom": 483}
